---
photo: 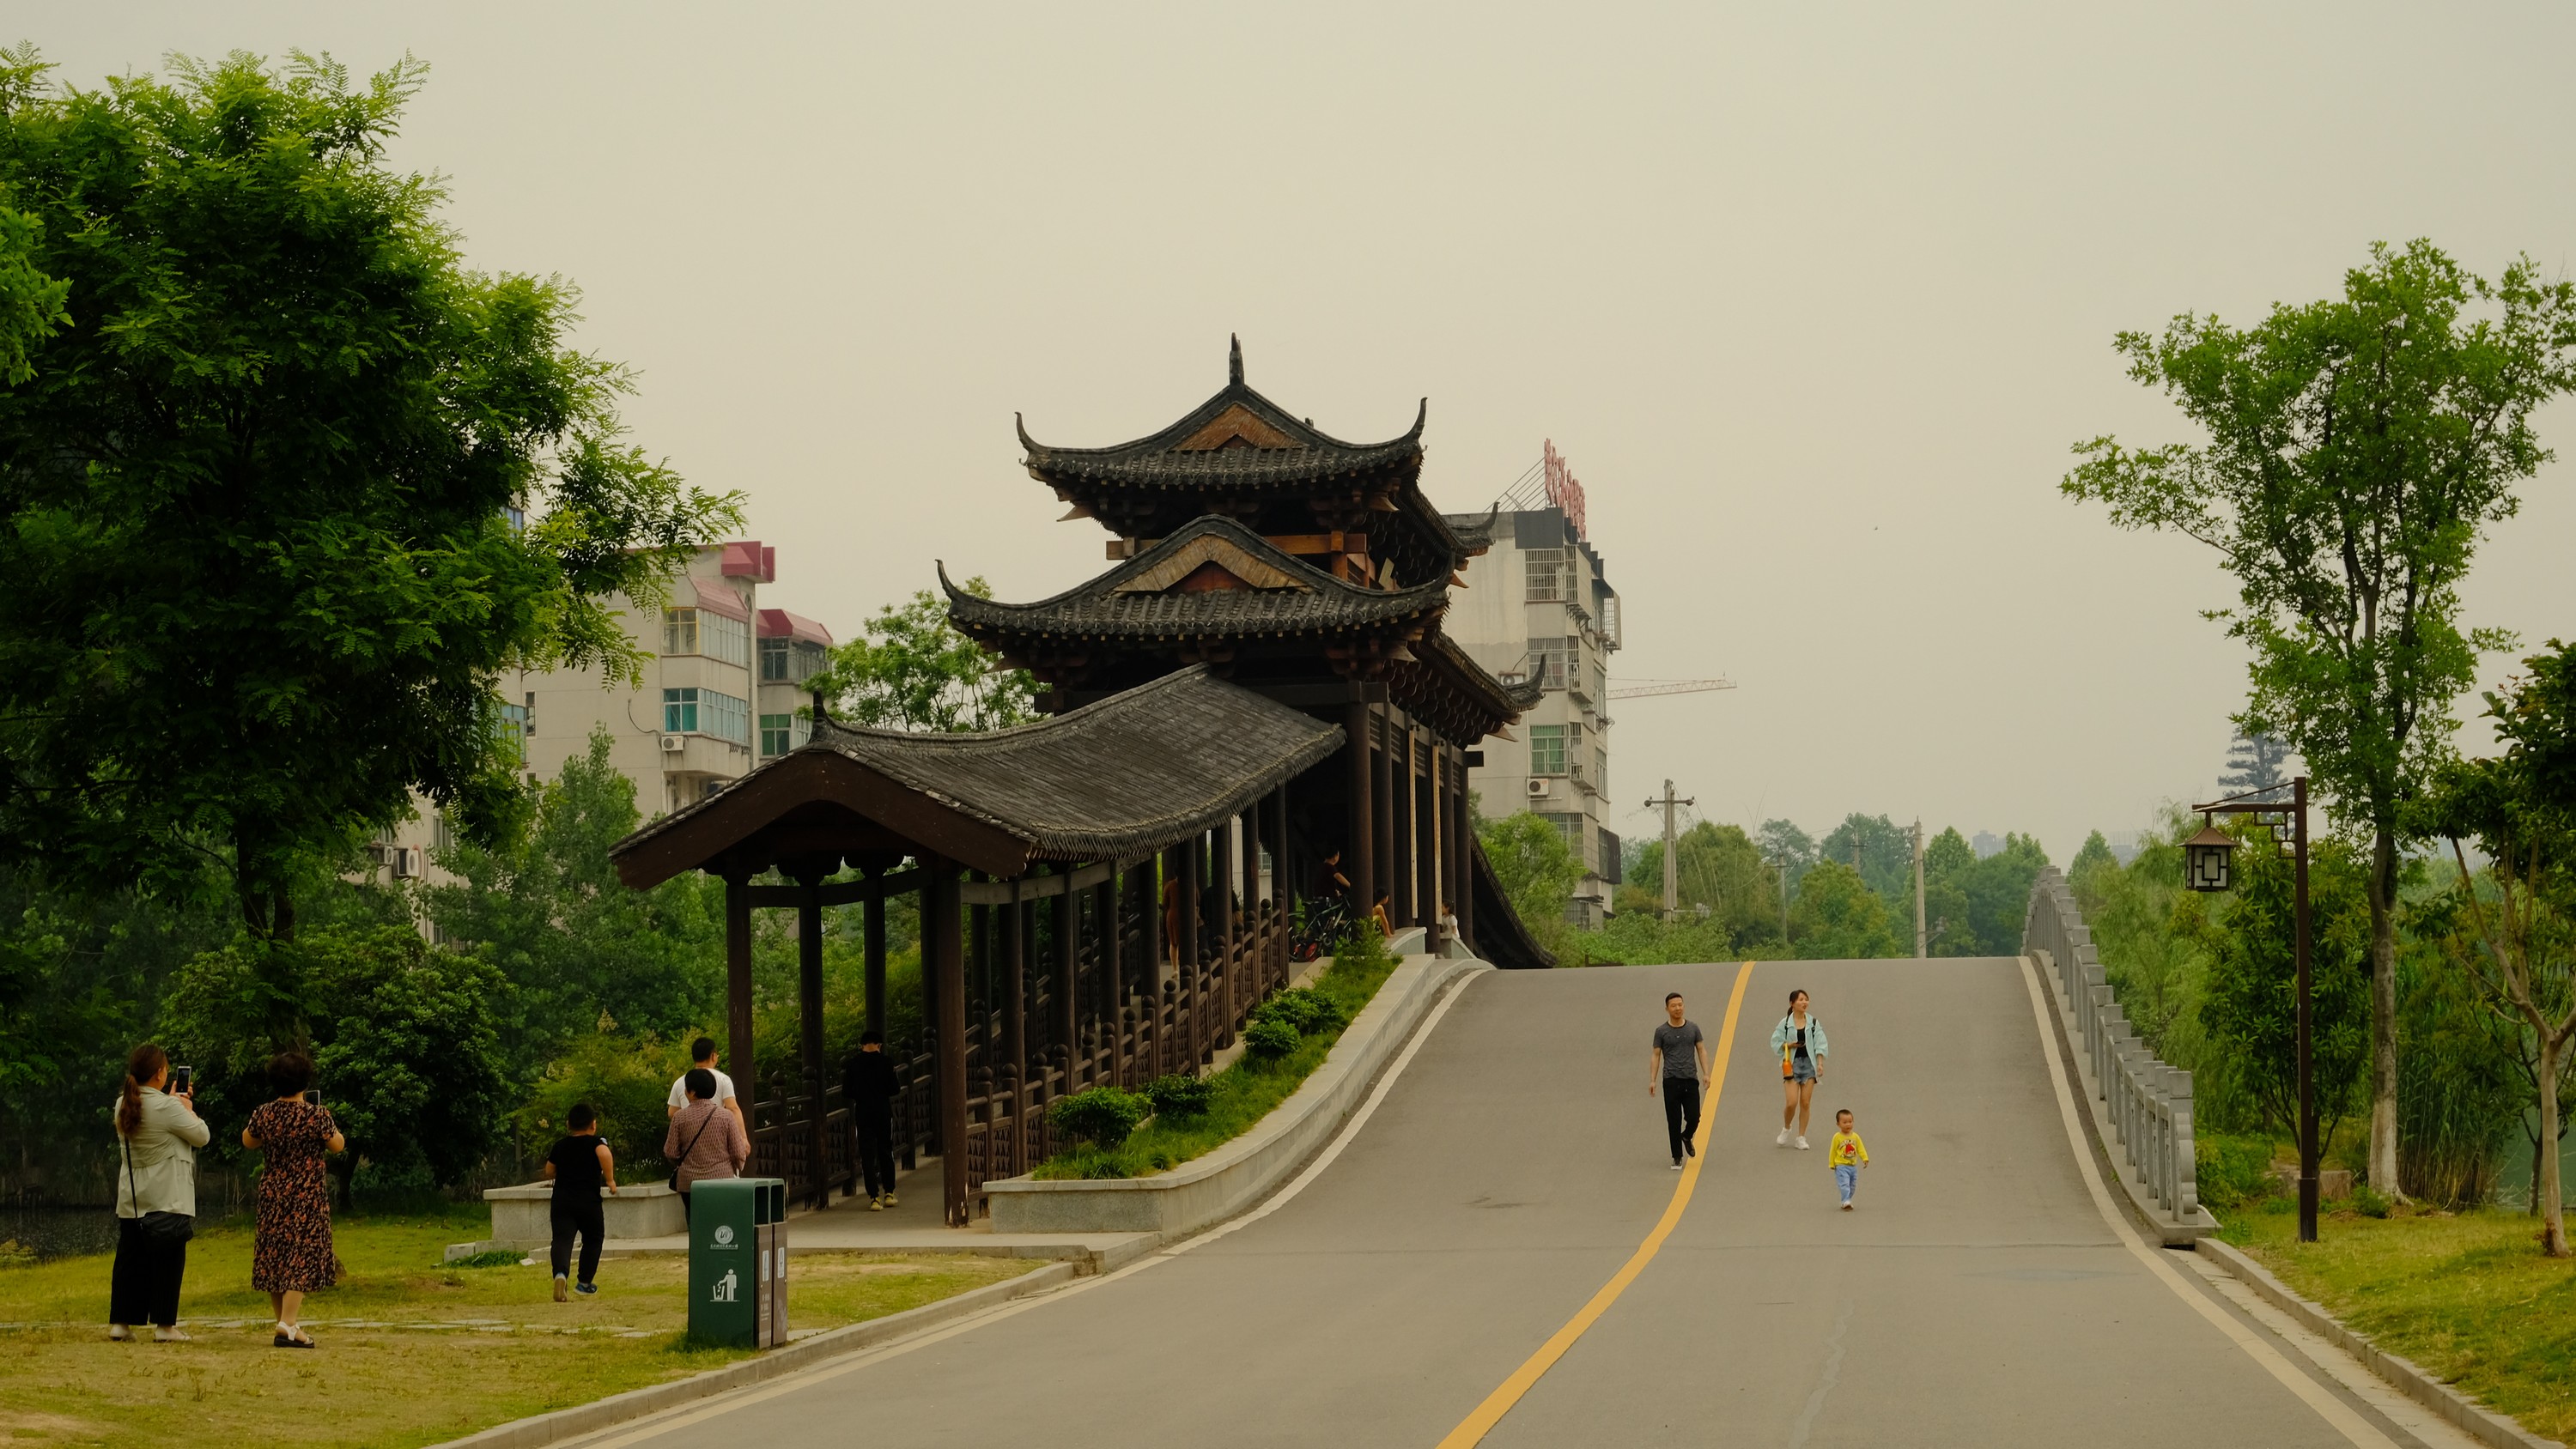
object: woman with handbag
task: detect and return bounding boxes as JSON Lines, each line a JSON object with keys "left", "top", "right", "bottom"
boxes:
{"left": 1770, "top": 989, "right": 1829, "bottom": 1149}
{"left": 110, "top": 1043, "right": 210, "bottom": 1342}
{"left": 663, "top": 1067, "right": 748, "bottom": 1223}
{"left": 241, "top": 1052, "right": 343, "bottom": 1349}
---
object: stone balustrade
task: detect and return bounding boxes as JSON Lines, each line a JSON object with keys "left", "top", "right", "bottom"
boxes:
{"left": 2023, "top": 868, "right": 2204, "bottom": 1229}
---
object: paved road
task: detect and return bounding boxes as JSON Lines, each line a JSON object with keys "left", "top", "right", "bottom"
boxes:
{"left": 580, "top": 958, "right": 2436, "bottom": 1447}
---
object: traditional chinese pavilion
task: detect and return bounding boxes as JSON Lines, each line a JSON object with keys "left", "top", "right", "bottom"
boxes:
{"left": 610, "top": 341, "right": 1546, "bottom": 1228}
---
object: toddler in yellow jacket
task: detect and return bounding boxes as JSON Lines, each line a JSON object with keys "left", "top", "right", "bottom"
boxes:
{"left": 1829, "top": 1108, "right": 1868, "bottom": 1210}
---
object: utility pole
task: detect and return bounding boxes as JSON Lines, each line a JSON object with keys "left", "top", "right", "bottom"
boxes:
{"left": 1643, "top": 779, "right": 1693, "bottom": 923}
{"left": 1912, "top": 818, "right": 1926, "bottom": 959}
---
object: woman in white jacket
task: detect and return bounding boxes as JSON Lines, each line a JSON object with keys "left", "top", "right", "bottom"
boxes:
{"left": 110, "top": 1043, "right": 210, "bottom": 1342}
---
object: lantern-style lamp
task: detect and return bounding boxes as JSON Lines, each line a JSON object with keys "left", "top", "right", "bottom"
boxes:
{"left": 2184, "top": 820, "right": 2236, "bottom": 893}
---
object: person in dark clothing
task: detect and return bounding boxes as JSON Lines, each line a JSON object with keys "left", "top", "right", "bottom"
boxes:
{"left": 1648, "top": 991, "right": 1711, "bottom": 1169}
{"left": 843, "top": 1032, "right": 900, "bottom": 1210}
{"left": 542, "top": 1103, "right": 617, "bottom": 1300}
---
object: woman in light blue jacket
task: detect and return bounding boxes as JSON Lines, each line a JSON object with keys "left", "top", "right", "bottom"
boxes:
{"left": 1769, "top": 990, "right": 1827, "bottom": 1149}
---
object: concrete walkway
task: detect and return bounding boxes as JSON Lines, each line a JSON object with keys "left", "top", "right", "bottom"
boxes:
{"left": 552, "top": 959, "right": 2476, "bottom": 1448}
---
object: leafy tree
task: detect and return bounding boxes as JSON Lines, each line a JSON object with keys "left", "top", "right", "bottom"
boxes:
{"left": 163, "top": 924, "right": 513, "bottom": 1202}
{"left": 2069, "top": 831, "right": 2119, "bottom": 882}
{"left": 2220, "top": 729, "right": 2293, "bottom": 794}
{"left": 2415, "top": 640, "right": 2576, "bottom": 1252}
{"left": 1787, "top": 860, "right": 1901, "bottom": 960}
{"left": 1477, "top": 810, "right": 1582, "bottom": 959}
{"left": 423, "top": 726, "right": 724, "bottom": 1076}
{"left": 1623, "top": 821, "right": 1783, "bottom": 949}
{"left": 2063, "top": 240, "right": 2576, "bottom": 1191}
{"left": 1818, "top": 813, "right": 1913, "bottom": 901}
{"left": 812, "top": 581, "right": 1036, "bottom": 733}
{"left": 0, "top": 50, "right": 740, "bottom": 1003}
{"left": 0, "top": 168, "right": 67, "bottom": 383}
{"left": 2192, "top": 827, "right": 2372, "bottom": 1156}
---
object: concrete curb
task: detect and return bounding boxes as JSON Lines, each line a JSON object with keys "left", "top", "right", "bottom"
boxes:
{"left": 2192, "top": 1237, "right": 2563, "bottom": 1449}
{"left": 426, "top": 1259, "right": 1078, "bottom": 1449}
{"left": 983, "top": 953, "right": 1489, "bottom": 1234}
{"left": 2026, "top": 950, "right": 2215, "bottom": 1245}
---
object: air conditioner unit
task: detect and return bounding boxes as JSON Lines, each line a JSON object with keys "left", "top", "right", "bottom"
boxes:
{"left": 390, "top": 847, "right": 422, "bottom": 880}
{"left": 660, "top": 735, "right": 686, "bottom": 754}
{"left": 1526, "top": 778, "right": 1551, "bottom": 797}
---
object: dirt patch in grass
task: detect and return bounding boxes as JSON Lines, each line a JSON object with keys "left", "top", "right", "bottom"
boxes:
{"left": 0, "top": 1205, "right": 1036, "bottom": 1449}
{"left": 2225, "top": 1197, "right": 2576, "bottom": 1441}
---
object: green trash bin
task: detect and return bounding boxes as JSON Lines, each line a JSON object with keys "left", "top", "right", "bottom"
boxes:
{"left": 688, "top": 1178, "right": 786, "bottom": 1348}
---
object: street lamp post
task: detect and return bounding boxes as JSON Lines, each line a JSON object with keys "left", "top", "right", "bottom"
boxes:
{"left": 2188, "top": 775, "right": 2316, "bottom": 1243}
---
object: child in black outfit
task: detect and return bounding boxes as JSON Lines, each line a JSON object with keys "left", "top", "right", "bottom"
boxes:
{"left": 543, "top": 1103, "right": 617, "bottom": 1300}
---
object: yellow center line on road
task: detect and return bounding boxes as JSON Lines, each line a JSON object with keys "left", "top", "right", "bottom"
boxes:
{"left": 1435, "top": 960, "right": 1755, "bottom": 1449}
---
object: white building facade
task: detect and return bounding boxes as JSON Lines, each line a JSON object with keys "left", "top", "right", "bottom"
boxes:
{"left": 1441, "top": 505, "right": 1623, "bottom": 927}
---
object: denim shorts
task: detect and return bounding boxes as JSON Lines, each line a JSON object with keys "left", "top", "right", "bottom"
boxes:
{"left": 1791, "top": 1054, "right": 1818, "bottom": 1084}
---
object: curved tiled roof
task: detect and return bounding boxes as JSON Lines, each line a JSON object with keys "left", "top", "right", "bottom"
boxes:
{"left": 943, "top": 516, "right": 1449, "bottom": 641}
{"left": 611, "top": 666, "right": 1346, "bottom": 878}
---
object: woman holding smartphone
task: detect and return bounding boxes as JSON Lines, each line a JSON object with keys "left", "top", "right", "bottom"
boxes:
{"left": 242, "top": 1052, "right": 342, "bottom": 1349}
{"left": 110, "top": 1043, "right": 210, "bottom": 1341}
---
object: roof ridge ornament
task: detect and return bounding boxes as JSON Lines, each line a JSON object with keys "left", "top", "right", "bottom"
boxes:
{"left": 1229, "top": 334, "right": 1243, "bottom": 387}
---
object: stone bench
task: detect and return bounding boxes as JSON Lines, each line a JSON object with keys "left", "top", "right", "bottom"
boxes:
{"left": 481, "top": 1179, "right": 686, "bottom": 1247}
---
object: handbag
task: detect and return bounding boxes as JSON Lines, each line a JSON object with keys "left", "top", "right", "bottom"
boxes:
{"left": 665, "top": 1106, "right": 719, "bottom": 1194}
{"left": 121, "top": 1129, "right": 195, "bottom": 1247}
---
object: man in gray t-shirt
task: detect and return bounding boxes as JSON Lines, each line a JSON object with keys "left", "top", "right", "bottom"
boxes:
{"left": 1649, "top": 992, "right": 1712, "bottom": 1168}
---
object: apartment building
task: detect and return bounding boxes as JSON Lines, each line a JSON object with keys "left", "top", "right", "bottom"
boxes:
{"left": 364, "top": 540, "right": 834, "bottom": 889}
{"left": 1441, "top": 502, "right": 1624, "bottom": 927}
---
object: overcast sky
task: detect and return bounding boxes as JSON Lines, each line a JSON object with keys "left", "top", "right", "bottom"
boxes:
{"left": 28, "top": 3, "right": 2576, "bottom": 862}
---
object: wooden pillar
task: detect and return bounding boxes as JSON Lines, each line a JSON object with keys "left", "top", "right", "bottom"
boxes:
{"left": 1425, "top": 748, "right": 1445, "bottom": 955}
{"left": 796, "top": 871, "right": 829, "bottom": 1210}
{"left": 1176, "top": 837, "right": 1200, "bottom": 1064}
{"left": 1394, "top": 721, "right": 1416, "bottom": 927}
{"left": 1139, "top": 855, "right": 1165, "bottom": 1077}
{"left": 919, "top": 875, "right": 941, "bottom": 1159}
{"left": 1002, "top": 881, "right": 1026, "bottom": 1179}
{"left": 723, "top": 869, "right": 755, "bottom": 1127}
{"left": 931, "top": 863, "right": 970, "bottom": 1227}
{"left": 1344, "top": 700, "right": 1373, "bottom": 922}
{"left": 1416, "top": 744, "right": 1438, "bottom": 947}
{"left": 1090, "top": 876, "right": 1115, "bottom": 1087}
{"left": 1270, "top": 783, "right": 1291, "bottom": 990}
{"left": 1372, "top": 723, "right": 1395, "bottom": 926}
{"left": 1107, "top": 869, "right": 1131, "bottom": 1087}
{"left": 1056, "top": 878, "right": 1079, "bottom": 1093}
{"left": 1219, "top": 823, "right": 1240, "bottom": 1034}
{"left": 1452, "top": 753, "right": 1475, "bottom": 953}
{"left": 1240, "top": 809, "right": 1261, "bottom": 998}
{"left": 862, "top": 872, "right": 887, "bottom": 1045}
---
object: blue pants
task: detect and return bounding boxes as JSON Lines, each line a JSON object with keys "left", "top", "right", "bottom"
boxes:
{"left": 1835, "top": 1164, "right": 1858, "bottom": 1203}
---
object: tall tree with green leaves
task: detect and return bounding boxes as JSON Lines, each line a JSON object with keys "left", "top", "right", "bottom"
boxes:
{"left": 2063, "top": 239, "right": 2576, "bottom": 1191}
{"left": 2415, "top": 641, "right": 2576, "bottom": 1253}
{"left": 1477, "top": 810, "right": 1583, "bottom": 960}
{"left": 0, "top": 50, "right": 739, "bottom": 1012}
{"left": 811, "top": 581, "right": 1036, "bottom": 733}
{"left": 1788, "top": 860, "right": 1901, "bottom": 960}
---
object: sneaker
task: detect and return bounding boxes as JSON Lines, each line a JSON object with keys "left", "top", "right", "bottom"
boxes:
{"left": 154, "top": 1327, "right": 191, "bottom": 1343}
{"left": 1840, "top": 1201, "right": 1853, "bottom": 1212}
{"left": 1671, "top": 1157, "right": 1684, "bottom": 1170}
{"left": 1684, "top": 1137, "right": 1696, "bottom": 1158}
{"left": 1776, "top": 1129, "right": 1792, "bottom": 1146}
{"left": 1796, "top": 1136, "right": 1811, "bottom": 1150}
{"left": 868, "top": 1195, "right": 886, "bottom": 1213}
{"left": 574, "top": 1282, "right": 598, "bottom": 1296}
{"left": 880, "top": 1192, "right": 897, "bottom": 1208}
{"left": 553, "top": 1274, "right": 568, "bottom": 1303}
{"left": 108, "top": 1325, "right": 132, "bottom": 1342}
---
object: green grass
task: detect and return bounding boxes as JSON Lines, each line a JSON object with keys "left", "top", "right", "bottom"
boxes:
{"left": 2224, "top": 1197, "right": 2576, "bottom": 1440}
{"left": 0, "top": 1203, "right": 1035, "bottom": 1449}
{"left": 1033, "top": 937, "right": 1400, "bottom": 1179}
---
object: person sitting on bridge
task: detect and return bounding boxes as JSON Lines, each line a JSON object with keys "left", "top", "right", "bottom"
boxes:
{"left": 1649, "top": 992, "right": 1710, "bottom": 1169}
{"left": 1828, "top": 1108, "right": 1868, "bottom": 1210}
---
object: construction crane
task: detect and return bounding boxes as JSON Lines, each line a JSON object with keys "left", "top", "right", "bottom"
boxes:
{"left": 1607, "top": 677, "right": 1736, "bottom": 700}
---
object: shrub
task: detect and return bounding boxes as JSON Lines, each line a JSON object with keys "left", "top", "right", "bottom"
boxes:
{"left": 2195, "top": 1134, "right": 2277, "bottom": 1210}
{"left": 2351, "top": 1183, "right": 2393, "bottom": 1218}
{"left": 449, "top": 1249, "right": 523, "bottom": 1269}
{"left": 1252, "top": 986, "right": 1343, "bottom": 1036}
{"left": 1048, "top": 1087, "right": 1151, "bottom": 1148}
{"left": 1242, "top": 1018, "right": 1300, "bottom": 1059}
{"left": 1331, "top": 921, "right": 1394, "bottom": 980}
{"left": 1139, "top": 1074, "right": 1215, "bottom": 1119}
{"left": 516, "top": 1031, "right": 695, "bottom": 1179}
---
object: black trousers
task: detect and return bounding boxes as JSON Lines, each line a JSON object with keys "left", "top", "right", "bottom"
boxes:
{"left": 1662, "top": 1076, "right": 1703, "bottom": 1160}
{"left": 856, "top": 1106, "right": 896, "bottom": 1198}
{"left": 550, "top": 1198, "right": 605, "bottom": 1283}
{"left": 108, "top": 1216, "right": 188, "bottom": 1326}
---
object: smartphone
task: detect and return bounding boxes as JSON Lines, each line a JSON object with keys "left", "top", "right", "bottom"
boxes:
{"left": 302, "top": 1088, "right": 319, "bottom": 1106}
{"left": 172, "top": 1065, "right": 192, "bottom": 1094}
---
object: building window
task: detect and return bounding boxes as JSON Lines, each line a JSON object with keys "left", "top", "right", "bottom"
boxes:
{"left": 759, "top": 712, "right": 811, "bottom": 757}
{"left": 664, "top": 607, "right": 698, "bottom": 658}
{"left": 1524, "top": 549, "right": 1570, "bottom": 603}
{"left": 1599, "top": 594, "right": 1620, "bottom": 647}
{"left": 1529, "top": 724, "right": 1566, "bottom": 776}
{"left": 493, "top": 700, "right": 530, "bottom": 766}
{"left": 665, "top": 607, "right": 751, "bottom": 668}
{"left": 1540, "top": 811, "right": 1587, "bottom": 857}
{"left": 663, "top": 687, "right": 751, "bottom": 745}
{"left": 761, "top": 636, "right": 830, "bottom": 682}
{"left": 1527, "top": 637, "right": 1577, "bottom": 690}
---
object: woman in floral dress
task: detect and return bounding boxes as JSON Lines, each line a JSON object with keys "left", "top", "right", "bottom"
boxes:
{"left": 241, "top": 1052, "right": 342, "bottom": 1349}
